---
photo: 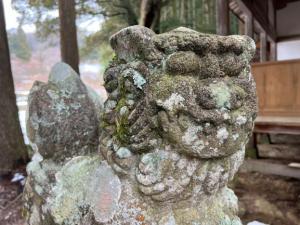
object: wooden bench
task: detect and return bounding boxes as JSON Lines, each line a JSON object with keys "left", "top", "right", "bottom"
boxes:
{"left": 251, "top": 60, "right": 300, "bottom": 160}
{"left": 253, "top": 116, "right": 300, "bottom": 158}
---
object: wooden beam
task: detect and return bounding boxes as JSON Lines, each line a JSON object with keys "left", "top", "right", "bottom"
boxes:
{"left": 245, "top": 12, "right": 253, "bottom": 38}
{"left": 241, "top": 159, "right": 300, "bottom": 179}
{"left": 277, "top": 34, "right": 300, "bottom": 42}
{"left": 270, "top": 41, "right": 277, "bottom": 61}
{"left": 216, "top": 0, "right": 229, "bottom": 35}
{"left": 234, "top": 0, "right": 251, "bottom": 15}
{"left": 260, "top": 32, "right": 267, "bottom": 62}
{"left": 235, "top": 0, "right": 276, "bottom": 41}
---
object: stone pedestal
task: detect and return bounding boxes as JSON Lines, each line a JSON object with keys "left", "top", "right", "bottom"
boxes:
{"left": 24, "top": 26, "right": 257, "bottom": 225}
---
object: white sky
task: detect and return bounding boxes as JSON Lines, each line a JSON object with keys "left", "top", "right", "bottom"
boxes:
{"left": 3, "top": 0, "right": 36, "bottom": 32}
{"left": 3, "top": 0, "right": 101, "bottom": 33}
{"left": 277, "top": 40, "right": 300, "bottom": 60}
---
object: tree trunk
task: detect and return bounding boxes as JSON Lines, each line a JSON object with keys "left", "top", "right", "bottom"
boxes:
{"left": 183, "top": 0, "right": 188, "bottom": 27}
{"left": 0, "top": 0, "right": 27, "bottom": 175}
{"left": 139, "top": 0, "right": 162, "bottom": 33}
{"left": 58, "top": 0, "right": 80, "bottom": 74}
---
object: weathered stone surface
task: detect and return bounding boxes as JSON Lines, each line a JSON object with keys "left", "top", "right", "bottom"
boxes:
{"left": 26, "top": 62, "right": 102, "bottom": 161}
{"left": 24, "top": 26, "right": 257, "bottom": 225}
{"left": 99, "top": 26, "right": 257, "bottom": 224}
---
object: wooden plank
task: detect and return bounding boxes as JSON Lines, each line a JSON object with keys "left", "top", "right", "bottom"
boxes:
{"left": 252, "top": 61, "right": 266, "bottom": 110}
{"left": 260, "top": 32, "right": 267, "bottom": 62}
{"left": 257, "top": 144, "right": 300, "bottom": 161}
{"left": 252, "top": 59, "right": 300, "bottom": 67}
{"left": 277, "top": 34, "right": 300, "bottom": 42}
{"left": 254, "top": 116, "right": 300, "bottom": 134}
{"left": 289, "top": 162, "right": 300, "bottom": 169}
{"left": 216, "top": 0, "right": 229, "bottom": 35}
{"left": 255, "top": 116, "right": 300, "bottom": 126}
{"left": 241, "top": 159, "right": 300, "bottom": 179}
{"left": 270, "top": 41, "right": 277, "bottom": 61}
{"left": 252, "top": 60, "right": 300, "bottom": 117}
{"left": 254, "top": 125, "right": 300, "bottom": 135}
{"left": 270, "top": 133, "right": 300, "bottom": 144}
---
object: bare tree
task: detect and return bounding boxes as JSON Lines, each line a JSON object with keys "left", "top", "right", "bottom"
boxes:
{"left": 58, "top": 0, "right": 80, "bottom": 74}
{"left": 0, "top": 0, "right": 27, "bottom": 175}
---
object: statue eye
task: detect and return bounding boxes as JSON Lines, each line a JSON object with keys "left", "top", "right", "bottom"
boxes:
{"left": 196, "top": 88, "right": 217, "bottom": 109}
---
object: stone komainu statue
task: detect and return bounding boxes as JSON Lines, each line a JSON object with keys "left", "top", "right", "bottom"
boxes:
{"left": 24, "top": 26, "right": 257, "bottom": 225}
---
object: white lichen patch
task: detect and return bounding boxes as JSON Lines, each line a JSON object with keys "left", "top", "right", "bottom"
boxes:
{"left": 105, "top": 100, "right": 117, "bottom": 112}
{"left": 126, "top": 99, "right": 135, "bottom": 106}
{"left": 223, "top": 113, "right": 230, "bottom": 120}
{"left": 228, "top": 148, "right": 245, "bottom": 180}
{"left": 232, "top": 133, "right": 239, "bottom": 141}
{"left": 124, "top": 69, "right": 146, "bottom": 89}
{"left": 217, "top": 127, "right": 229, "bottom": 144}
{"left": 132, "top": 72, "right": 146, "bottom": 89}
{"left": 29, "top": 205, "right": 41, "bottom": 225}
{"left": 52, "top": 98, "right": 70, "bottom": 116}
{"left": 116, "top": 147, "right": 132, "bottom": 159}
{"left": 159, "top": 212, "right": 176, "bottom": 225}
{"left": 182, "top": 126, "right": 203, "bottom": 145}
{"left": 27, "top": 153, "right": 48, "bottom": 185}
{"left": 157, "top": 93, "right": 185, "bottom": 111}
{"left": 182, "top": 125, "right": 205, "bottom": 153}
{"left": 106, "top": 180, "right": 146, "bottom": 225}
{"left": 46, "top": 90, "right": 59, "bottom": 100}
{"left": 236, "top": 115, "right": 247, "bottom": 125}
{"left": 34, "top": 184, "right": 44, "bottom": 195}
{"left": 70, "top": 102, "right": 81, "bottom": 110}
{"left": 119, "top": 106, "right": 129, "bottom": 116}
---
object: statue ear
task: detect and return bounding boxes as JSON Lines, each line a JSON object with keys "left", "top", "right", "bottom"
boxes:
{"left": 230, "top": 35, "right": 256, "bottom": 62}
{"left": 109, "top": 25, "right": 160, "bottom": 62}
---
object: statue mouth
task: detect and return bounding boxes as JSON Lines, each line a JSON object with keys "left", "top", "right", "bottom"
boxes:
{"left": 155, "top": 109, "right": 251, "bottom": 159}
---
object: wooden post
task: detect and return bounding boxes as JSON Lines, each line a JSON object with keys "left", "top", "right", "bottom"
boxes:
{"left": 58, "top": 0, "right": 80, "bottom": 74}
{"left": 270, "top": 41, "right": 277, "bottom": 61}
{"left": 216, "top": 0, "right": 229, "bottom": 35}
{"left": 260, "top": 32, "right": 267, "bottom": 62}
{"left": 245, "top": 13, "right": 253, "bottom": 38}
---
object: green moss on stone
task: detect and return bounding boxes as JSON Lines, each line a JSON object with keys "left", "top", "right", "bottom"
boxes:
{"left": 115, "top": 115, "right": 129, "bottom": 144}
